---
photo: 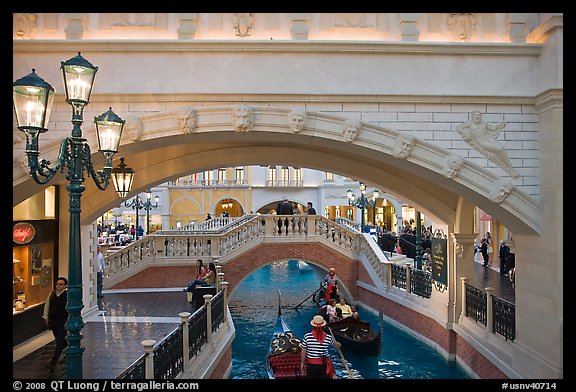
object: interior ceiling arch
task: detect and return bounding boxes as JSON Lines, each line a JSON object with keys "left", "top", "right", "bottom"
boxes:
{"left": 13, "top": 107, "right": 541, "bottom": 235}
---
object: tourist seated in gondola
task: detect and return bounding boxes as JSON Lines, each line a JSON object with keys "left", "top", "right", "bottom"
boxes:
{"left": 350, "top": 304, "right": 360, "bottom": 320}
{"left": 335, "top": 297, "right": 353, "bottom": 318}
{"left": 330, "top": 307, "right": 344, "bottom": 323}
{"left": 318, "top": 298, "right": 337, "bottom": 324}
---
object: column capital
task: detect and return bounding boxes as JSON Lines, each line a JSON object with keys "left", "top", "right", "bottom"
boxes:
{"left": 450, "top": 233, "right": 478, "bottom": 244}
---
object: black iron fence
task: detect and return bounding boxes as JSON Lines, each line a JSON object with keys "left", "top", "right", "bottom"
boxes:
{"left": 492, "top": 296, "right": 515, "bottom": 341}
{"left": 117, "top": 290, "right": 225, "bottom": 379}
{"left": 390, "top": 264, "right": 515, "bottom": 341}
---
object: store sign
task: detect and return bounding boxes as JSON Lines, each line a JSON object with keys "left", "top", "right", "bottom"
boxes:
{"left": 13, "top": 223, "right": 36, "bottom": 244}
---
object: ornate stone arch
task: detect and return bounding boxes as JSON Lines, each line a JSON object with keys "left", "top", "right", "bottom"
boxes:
{"left": 13, "top": 106, "right": 542, "bottom": 235}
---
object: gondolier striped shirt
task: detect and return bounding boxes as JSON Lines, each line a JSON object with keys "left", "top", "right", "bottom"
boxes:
{"left": 302, "top": 332, "right": 334, "bottom": 359}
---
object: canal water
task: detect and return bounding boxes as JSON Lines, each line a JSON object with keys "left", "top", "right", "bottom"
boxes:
{"left": 229, "top": 260, "right": 470, "bottom": 379}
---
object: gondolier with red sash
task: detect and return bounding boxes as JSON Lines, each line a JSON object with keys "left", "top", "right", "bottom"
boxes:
{"left": 324, "top": 267, "right": 339, "bottom": 303}
{"left": 301, "top": 315, "right": 341, "bottom": 378}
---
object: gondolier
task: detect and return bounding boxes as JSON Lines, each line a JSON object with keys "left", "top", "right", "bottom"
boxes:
{"left": 301, "top": 315, "right": 341, "bottom": 378}
{"left": 324, "top": 267, "right": 339, "bottom": 303}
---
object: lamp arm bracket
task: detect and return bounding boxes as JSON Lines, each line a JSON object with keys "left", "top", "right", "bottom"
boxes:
{"left": 82, "top": 143, "right": 111, "bottom": 190}
{"left": 28, "top": 137, "right": 71, "bottom": 185}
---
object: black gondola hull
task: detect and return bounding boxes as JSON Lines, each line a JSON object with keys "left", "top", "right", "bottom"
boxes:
{"left": 326, "top": 317, "right": 381, "bottom": 356}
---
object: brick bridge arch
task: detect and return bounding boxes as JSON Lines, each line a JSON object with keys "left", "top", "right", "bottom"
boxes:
{"left": 221, "top": 242, "right": 367, "bottom": 300}
{"left": 110, "top": 242, "right": 369, "bottom": 302}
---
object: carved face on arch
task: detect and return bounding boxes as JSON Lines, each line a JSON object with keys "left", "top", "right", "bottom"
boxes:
{"left": 288, "top": 110, "right": 306, "bottom": 133}
{"left": 342, "top": 120, "right": 360, "bottom": 143}
{"left": 234, "top": 107, "right": 253, "bottom": 133}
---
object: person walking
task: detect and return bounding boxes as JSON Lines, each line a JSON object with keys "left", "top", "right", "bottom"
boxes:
{"left": 306, "top": 202, "right": 316, "bottom": 215}
{"left": 43, "top": 277, "right": 68, "bottom": 372}
{"left": 96, "top": 245, "right": 105, "bottom": 298}
{"left": 300, "top": 315, "right": 341, "bottom": 379}
{"left": 480, "top": 238, "right": 489, "bottom": 266}
{"left": 498, "top": 240, "right": 510, "bottom": 275}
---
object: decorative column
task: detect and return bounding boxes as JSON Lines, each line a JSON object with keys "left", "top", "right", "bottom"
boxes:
{"left": 451, "top": 233, "right": 478, "bottom": 325}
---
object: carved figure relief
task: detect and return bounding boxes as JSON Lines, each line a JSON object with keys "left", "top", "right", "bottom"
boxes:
{"left": 288, "top": 110, "right": 306, "bottom": 133}
{"left": 124, "top": 115, "right": 144, "bottom": 142}
{"left": 109, "top": 13, "right": 155, "bottom": 27}
{"left": 455, "top": 241, "right": 464, "bottom": 261}
{"left": 234, "top": 13, "right": 254, "bottom": 37}
{"left": 178, "top": 107, "right": 197, "bottom": 134}
{"left": 342, "top": 120, "right": 361, "bottom": 143}
{"left": 392, "top": 134, "right": 415, "bottom": 159}
{"left": 443, "top": 153, "right": 464, "bottom": 178}
{"left": 456, "top": 111, "right": 519, "bottom": 179}
{"left": 489, "top": 180, "right": 514, "bottom": 204}
{"left": 448, "top": 13, "right": 476, "bottom": 41}
{"left": 234, "top": 106, "right": 254, "bottom": 133}
{"left": 14, "top": 13, "right": 37, "bottom": 39}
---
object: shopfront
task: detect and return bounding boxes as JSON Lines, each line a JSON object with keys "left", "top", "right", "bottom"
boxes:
{"left": 13, "top": 186, "right": 59, "bottom": 346}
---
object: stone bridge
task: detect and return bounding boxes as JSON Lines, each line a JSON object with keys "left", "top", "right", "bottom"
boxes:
{"left": 13, "top": 13, "right": 562, "bottom": 379}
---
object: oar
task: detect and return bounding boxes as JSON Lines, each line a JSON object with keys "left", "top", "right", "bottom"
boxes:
{"left": 328, "top": 326, "right": 353, "bottom": 379}
{"left": 294, "top": 282, "right": 326, "bottom": 310}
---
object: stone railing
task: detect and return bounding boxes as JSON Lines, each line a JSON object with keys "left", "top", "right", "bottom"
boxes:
{"left": 103, "top": 215, "right": 360, "bottom": 288}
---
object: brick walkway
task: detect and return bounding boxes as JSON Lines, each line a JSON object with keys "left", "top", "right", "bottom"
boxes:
{"left": 12, "top": 290, "right": 193, "bottom": 379}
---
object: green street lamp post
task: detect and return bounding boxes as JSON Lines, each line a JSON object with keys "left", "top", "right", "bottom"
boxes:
{"left": 145, "top": 190, "right": 160, "bottom": 235}
{"left": 346, "top": 182, "right": 379, "bottom": 233}
{"left": 124, "top": 189, "right": 159, "bottom": 239}
{"left": 13, "top": 52, "right": 125, "bottom": 379}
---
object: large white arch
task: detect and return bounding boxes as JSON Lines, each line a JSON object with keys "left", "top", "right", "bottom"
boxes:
{"left": 13, "top": 106, "right": 542, "bottom": 235}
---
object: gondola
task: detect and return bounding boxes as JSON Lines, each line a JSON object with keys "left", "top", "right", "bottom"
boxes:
{"left": 297, "top": 260, "right": 312, "bottom": 272}
{"left": 266, "top": 291, "right": 307, "bottom": 379}
{"left": 325, "top": 316, "right": 381, "bottom": 356}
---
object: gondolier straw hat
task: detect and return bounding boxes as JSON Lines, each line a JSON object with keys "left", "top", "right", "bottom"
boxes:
{"left": 310, "top": 315, "right": 327, "bottom": 327}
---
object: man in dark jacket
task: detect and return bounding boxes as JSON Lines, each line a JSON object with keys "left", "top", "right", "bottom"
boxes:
{"left": 43, "top": 277, "right": 69, "bottom": 372}
{"left": 276, "top": 197, "right": 293, "bottom": 234}
{"left": 499, "top": 241, "right": 511, "bottom": 274}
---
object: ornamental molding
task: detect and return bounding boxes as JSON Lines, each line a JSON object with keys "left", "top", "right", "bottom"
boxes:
{"left": 392, "top": 133, "right": 415, "bottom": 159}
{"left": 443, "top": 153, "right": 464, "bottom": 179}
{"left": 12, "top": 106, "right": 543, "bottom": 235}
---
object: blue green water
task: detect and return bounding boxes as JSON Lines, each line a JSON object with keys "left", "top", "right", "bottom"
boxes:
{"left": 229, "top": 260, "right": 470, "bottom": 379}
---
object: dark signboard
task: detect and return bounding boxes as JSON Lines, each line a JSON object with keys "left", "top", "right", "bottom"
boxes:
{"left": 431, "top": 236, "right": 448, "bottom": 286}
